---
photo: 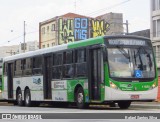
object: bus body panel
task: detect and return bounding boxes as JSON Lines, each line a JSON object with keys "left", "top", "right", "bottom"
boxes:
{"left": 105, "top": 86, "right": 158, "bottom": 101}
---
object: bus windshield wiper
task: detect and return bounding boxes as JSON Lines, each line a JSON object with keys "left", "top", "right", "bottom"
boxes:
{"left": 135, "top": 46, "right": 149, "bottom": 57}
{"left": 116, "top": 46, "right": 130, "bottom": 59}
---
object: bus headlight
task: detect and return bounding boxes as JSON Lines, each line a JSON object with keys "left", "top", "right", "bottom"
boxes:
{"left": 0, "top": 90, "right": 1, "bottom": 93}
{"left": 150, "top": 82, "right": 157, "bottom": 90}
{"left": 110, "top": 82, "right": 118, "bottom": 90}
{"left": 151, "top": 82, "right": 156, "bottom": 89}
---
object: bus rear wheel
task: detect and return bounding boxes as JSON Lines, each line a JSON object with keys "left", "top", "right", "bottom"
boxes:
{"left": 76, "top": 87, "right": 88, "bottom": 109}
{"left": 118, "top": 101, "right": 131, "bottom": 109}
{"left": 17, "top": 90, "right": 23, "bottom": 106}
{"left": 24, "top": 89, "right": 32, "bottom": 107}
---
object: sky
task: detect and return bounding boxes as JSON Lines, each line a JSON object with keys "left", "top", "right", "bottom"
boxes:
{"left": 0, "top": 0, "right": 150, "bottom": 46}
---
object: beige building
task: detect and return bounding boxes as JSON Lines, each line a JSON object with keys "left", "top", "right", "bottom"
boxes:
{"left": 39, "top": 18, "right": 58, "bottom": 49}
{"left": 39, "top": 12, "right": 123, "bottom": 49}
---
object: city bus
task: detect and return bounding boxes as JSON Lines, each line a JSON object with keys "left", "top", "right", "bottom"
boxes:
{"left": 1, "top": 35, "right": 158, "bottom": 109}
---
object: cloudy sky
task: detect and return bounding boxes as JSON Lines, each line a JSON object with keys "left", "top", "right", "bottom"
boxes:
{"left": 0, "top": 0, "right": 150, "bottom": 46}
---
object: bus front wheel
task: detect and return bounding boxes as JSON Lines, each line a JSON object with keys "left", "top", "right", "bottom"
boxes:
{"left": 24, "top": 89, "right": 32, "bottom": 107}
{"left": 76, "top": 87, "right": 88, "bottom": 109}
{"left": 118, "top": 101, "right": 131, "bottom": 109}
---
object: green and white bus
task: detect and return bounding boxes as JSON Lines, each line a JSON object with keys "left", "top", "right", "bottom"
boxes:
{"left": 2, "top": 35, "right": 158, "bottom": 109}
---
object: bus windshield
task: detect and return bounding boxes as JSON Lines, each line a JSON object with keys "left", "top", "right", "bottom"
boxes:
{"left": 108, "top": 47, "right": 155, "bottom": 79}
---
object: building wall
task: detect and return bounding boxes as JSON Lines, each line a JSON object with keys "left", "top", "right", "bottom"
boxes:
{"left": 39, "top": 12, "right": 123, "bottom": 48}
{"left": 19, "top": 41, "right": 39, "bottom": 53}
{"left": 150, "top": 0, "right": 160, "bottom": 69}
{"left": 40, "top": 20, "right": 57, "bottom": 48}
{"left": 97, "top": 13, "right": 123, "bottom": 35}
{"left": 0, "top": 45, "right": 19, "bottom": 57}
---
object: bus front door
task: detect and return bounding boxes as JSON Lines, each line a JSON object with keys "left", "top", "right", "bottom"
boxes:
{"left": 7, "top": 63, "right": 14, "bottom": 99}
{"left": 88, "top": 48, "right": 102, "bottom": 101}
{"left": 43, "top": 55, "right": 52, "bottom": 99}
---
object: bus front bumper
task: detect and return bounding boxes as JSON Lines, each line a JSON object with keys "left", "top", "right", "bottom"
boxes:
{"left": 104, "top": 86, "right": 158, "bottom": 101}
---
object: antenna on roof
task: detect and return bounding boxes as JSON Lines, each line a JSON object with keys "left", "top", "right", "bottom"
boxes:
{"left": 74, "top": 0, "right": 77, "bottom": 13}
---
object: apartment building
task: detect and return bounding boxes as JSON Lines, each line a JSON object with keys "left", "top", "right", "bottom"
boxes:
{"left": 39, "top": 12, "right": 124, "bottom": 49}
{"left": 150, "top": 0, "right": 160, "bottom": 69}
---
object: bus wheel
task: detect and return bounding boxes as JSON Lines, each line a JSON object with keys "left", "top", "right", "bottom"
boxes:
{"left": 118, "top": 101, "right": 131, "bottom": 109}
{"left": 17, "top": 90, "right": 23, "bottom": 106}
{"left": 76, "top": 87, "right": 88, "bottom": 109}
{"left": 24, "top": 89, "right": 32, "bottom": 107}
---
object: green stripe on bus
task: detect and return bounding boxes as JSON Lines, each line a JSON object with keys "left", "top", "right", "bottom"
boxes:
{"left": 68, "top": 36, "right": 104, "bottom": 49}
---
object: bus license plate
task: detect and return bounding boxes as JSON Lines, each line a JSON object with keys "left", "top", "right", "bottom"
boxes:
{"left": 131, "top": 95, "right": 139, "bottom": 99}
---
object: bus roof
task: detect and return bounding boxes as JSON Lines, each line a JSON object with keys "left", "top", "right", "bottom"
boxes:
{"left": 3, "top": 35, "right": 150, "bottom": 62}
{"left": 4, "top": 36, "right": 104, "bottom": 62}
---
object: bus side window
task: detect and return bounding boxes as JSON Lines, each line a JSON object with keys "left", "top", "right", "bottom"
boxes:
{"left": 63, "top": 51, "right": 74, "bottom": 79}
{"left": 33, "top": 56, "right": 42, "bottom": 75}
{"left": 52, "top": 53, "right": 62, "bottom": 79}
{"left": 23, "top": 58, "right": 32, "bottom": 76}
{"left": 4, "top": 63, "right": 7, "bottom": 76}
{"left": 75, "top": 49, "right": 87, "bottom": 78}
{"left": 14, "top": 60, "right": 22, "bottom": 77}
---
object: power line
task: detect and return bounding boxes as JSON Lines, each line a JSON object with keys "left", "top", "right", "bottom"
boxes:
{"left": 86, "top": 0, "right": 131, "bottom": 16}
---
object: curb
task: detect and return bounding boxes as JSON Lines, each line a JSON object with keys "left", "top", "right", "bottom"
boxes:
{"left": 131, "top": 102, "right": 160, "bottom": 109}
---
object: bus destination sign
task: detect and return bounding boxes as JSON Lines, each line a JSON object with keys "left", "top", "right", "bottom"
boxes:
{"left": 108, "top": 39, "right": 146, "bottom": 46}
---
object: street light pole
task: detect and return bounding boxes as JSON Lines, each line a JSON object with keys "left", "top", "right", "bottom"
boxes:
{"left": 24, "top": 21, "right": 26, "bottom": 53}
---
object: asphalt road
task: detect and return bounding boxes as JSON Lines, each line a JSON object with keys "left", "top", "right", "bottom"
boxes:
{"left": 0, "top": 103, "right": 159, "bottom": 113}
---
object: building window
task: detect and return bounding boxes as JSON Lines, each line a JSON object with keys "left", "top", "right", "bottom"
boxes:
{"left": 47, "top": 44, "right": 49, "bottom": 47}
{"left": 158, "top": 46, "right": 160, "bottom": 61}
{"left": 47, "top": 26, "right": 49, "bottom": 32}
{"left": 153, "top": 46, "right": 156, "bottom": 56}
{"left": 153, "top": 0, "right": 156, "bottom": 11}
{"left": 156, "top": 0, "right": 160, "bottom": 10}
{"left": 51, "top": 24, "right": 55, "bottom": 31}
{"left": 153, "top": 20, "right": 156, "bottom": 37}
{"left": 42, "top": 27, "right": 45, "bottom": 34}
{"left": 52, "top": 42, "right": 55, "bottom": 46}
{"left": 153, "top": 0, "right": 160, "bottom": 11}
{"left": 42, "top": 45, "right": 45, "bottom": 48}
{"left": 157, "top": 19, "right": 160, "bottom": 37}
{"left": 153, "top": 19, "right": 160, "bottom": 37}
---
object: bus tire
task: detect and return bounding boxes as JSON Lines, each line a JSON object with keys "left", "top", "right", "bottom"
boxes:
{"left": 24, "top": 89, "right": 32, "bottom": 107}
{"left": 76, "top": 87, "right": 88, "bottom": 109}
{"left": 118, "top": 101, "right": 131, "bottom": 109}
{"left": 17, "top": 90, "right": 23, "bottom": 106}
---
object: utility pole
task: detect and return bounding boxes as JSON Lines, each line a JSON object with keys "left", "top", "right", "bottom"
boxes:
{"left": 74, "top": 0, "right": 77, "bottom": 13}
{"left": 24, "top": 21, "right": 26, "bottom": 53}
{"left": 123, "top": 20, "right": 129, "bottom": 35}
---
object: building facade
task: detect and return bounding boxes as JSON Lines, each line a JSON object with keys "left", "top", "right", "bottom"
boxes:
{"left": 39, "top": 12, "right": 123, "bottom": 49}
{"left": 19, "top": 41, "right": 39, "bottom": 53}
{"left": 150, "top": 0, "right": 160, "bottom": 70}
{"left": 0, "top": 45, "right": 19, "bottom": 58}
{"left": 96, "top": 13, "right": 123, "bottom": 35}
{"left": 129, "top": 29, "right": 150, "bottom": 38}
